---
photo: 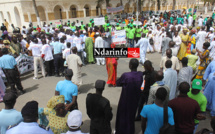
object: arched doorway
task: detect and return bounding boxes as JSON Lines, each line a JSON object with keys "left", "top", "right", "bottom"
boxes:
{"left": 70, "top": 5, "right": 77, "bottom": 18}
{"left": 7, "top": 12, "right": 12, "bottom": 23}
{"left": 116, "top": 3, "right": 121, "bottom": 7}
{"left": 37, "top": 6, "right": 46, "bottom": 21}
{"left": 14, "top": 7, "right": 21, "bottom": 27}
{"left": 84, "top": 5, "right": 90, "bottom": 17}
{"left": 133, "top": 3, "right": 137, "bottom": 12}
{"left": 124, "top": 3, "right": 130, "bottom": 13}
{"left": 96, "top": 4, "right": 102, "bottom": 16}
{"left": 54, "top": 5, "right": 63, "bottom": 20}
{"left": 0, "top": 11, "right": 4, "bottom": 24}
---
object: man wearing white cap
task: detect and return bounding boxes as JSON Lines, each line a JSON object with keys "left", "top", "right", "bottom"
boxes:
{"left": 61, "top": 110, "right": 88, "bottom": 134}
{"left": 95, "top": 32, "right": 105, "bottom": 65}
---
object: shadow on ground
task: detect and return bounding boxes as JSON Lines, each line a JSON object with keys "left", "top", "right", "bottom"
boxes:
{"left": 20, "top": 71, "right": 34, "bottom": 81}
{"left": 24, "top": 84, "right": 39, "bottom": 93}
{"left": 79, "top": 83, "right": 94, "bottom": 93}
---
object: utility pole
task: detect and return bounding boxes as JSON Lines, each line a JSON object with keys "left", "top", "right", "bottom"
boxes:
{"left": 32, "top": 0, "right": 41, "bottom": 26}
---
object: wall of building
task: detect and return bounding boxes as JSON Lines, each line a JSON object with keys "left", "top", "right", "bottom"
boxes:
{"left": 0, "top": 0, "right": 196, "bottom": 31}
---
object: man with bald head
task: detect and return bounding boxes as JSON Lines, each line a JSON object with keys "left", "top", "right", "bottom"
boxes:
{"left": 147, "top": 70, "right": 170, "bottom": 104}
{"left": 160, "top": 49, "right": 180, "bottom": 73}
{"left": 66, "top": 46, "right": 83, "bottom": 87}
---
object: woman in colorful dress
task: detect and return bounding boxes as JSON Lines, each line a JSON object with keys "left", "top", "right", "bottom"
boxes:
{"left": 177, "top": 28, "right": 189, "bottom": 60}
{"left": 39, "top": 95, "right": 70, "bottom": 134}
{"left": 185, "top": 31, "right": 193, "bottom": 56}
{"left": 88, "top": 28, "right": 95, "bottom": 43}
{"left": 196, "top": 42, "right": 211, "bottom": 80}
{"left": 106, "top": 58, "right": 118, "bottom": 87}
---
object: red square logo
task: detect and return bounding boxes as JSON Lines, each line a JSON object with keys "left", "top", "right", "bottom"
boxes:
{"left": 127, "top": 48, "right": 140, "bottom": 58}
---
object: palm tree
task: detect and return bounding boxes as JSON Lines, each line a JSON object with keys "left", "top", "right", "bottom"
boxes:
{"left": 32, "top": 0, "right": 41, "bottom": 26}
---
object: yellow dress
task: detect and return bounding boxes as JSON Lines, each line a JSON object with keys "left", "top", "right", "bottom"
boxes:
{"left": 177, "top": 34, "right": 189, "bottom": 60}
{"left": 196, "top": 50, "right": 210, "bottom": 79}
{"left": 44, "top": 108, "right": 70, "bottom": 134}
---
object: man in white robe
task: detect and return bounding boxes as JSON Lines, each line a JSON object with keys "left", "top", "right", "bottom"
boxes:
{"left": 196, "top": 27, "right": 207, "bottom": 52}
{"left": 188, "top": 15, "right": 193, "bottom": 27}
{"left": 198, "top": 16, "right": 204, "bottom": 27}
{"left": 135, "top": 33, "right": 153, "bottom": 65}
{"left": 95, "top": 32, "right": 105, "bottom": 65}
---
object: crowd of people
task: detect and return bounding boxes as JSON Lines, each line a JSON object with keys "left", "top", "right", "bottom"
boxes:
{"left": 1, "top": 7, "right": 215, "bottom": 134}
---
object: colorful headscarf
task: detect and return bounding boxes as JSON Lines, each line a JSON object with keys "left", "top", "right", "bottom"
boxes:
{"left": 47, "top": 95, "right": 65, "bottom": 109}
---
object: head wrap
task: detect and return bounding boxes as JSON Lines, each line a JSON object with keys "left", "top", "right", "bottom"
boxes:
{"left": 3, "top": 40, "right": 10, "bottom": 44}
{"left": 47, "top": 95, "right": 65, "bottom": 109}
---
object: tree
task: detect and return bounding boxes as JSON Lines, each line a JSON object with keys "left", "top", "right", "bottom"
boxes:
{"left": 172, "top": 0, "right": 176, "bottom": 10}
{"left": 32, "top": 0, "right": 41, "bottom": 26}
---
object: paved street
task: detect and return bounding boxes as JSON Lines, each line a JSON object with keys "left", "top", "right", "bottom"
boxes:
{"left": 0, "top": 52, "right": 212, "bottom": 133}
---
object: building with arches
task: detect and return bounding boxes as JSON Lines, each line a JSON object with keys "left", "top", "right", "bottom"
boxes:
{"left": 0, "top": 0, "right": 196, "bottom": 29}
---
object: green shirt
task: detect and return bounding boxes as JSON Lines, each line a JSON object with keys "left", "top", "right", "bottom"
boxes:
{"left": 105, "top": 16, "right": 108, "bottom": 21}
{"left": 187, "top": 55, "right": 198, "bottom": 71}
{"left": 128, "top": 28, "right": 135, "bottom": 39}
{"left": 212, "top": 13, "right": 215, "bottom": 19}
{"left": 81, "top": 25, "right": 85, "bottom": 30}
{"left": 143, "top": 29, "right": 149, "bottom": 34}
{"left": 177, "top": 17, "right": 181, "bottom": 24}
{"left": 187, "top": 89, "right": 207, "bottom": 124}
{"left": 136, "top": 28, "right": 142, "bottom": 37}
{"left": 116, "top": 26, "right": 122, "bottom": 30}
{"left": 70, "top": 26, "right": 76, "bottom": 30}
{"left": 193, "top": 14, "right": 197, "bottom": 20}
{"left": 88, "top": 22, "right": 92, "bottom": 27}
{"left": 170, "top": 17, "right": 174, "bottom": 24}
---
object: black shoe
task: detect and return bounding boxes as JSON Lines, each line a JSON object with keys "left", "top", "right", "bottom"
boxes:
{"left": 20, "top": 90, "right": 26, "bottom": 95}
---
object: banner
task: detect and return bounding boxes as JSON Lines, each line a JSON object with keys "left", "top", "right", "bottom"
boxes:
{"left": 16, "top": 54, "right": 34, "bottom": 75}
{"left": 111, "top": 30, "right": 126, "bottom": 45}
{"left": 94, "top": 17, "right": 105, "bottom": 26}
{"left": 55, "top": 22, "right": 61, "bottom": 25}
{"left": 107, "top": 6, "right": 124, "bottom": 13}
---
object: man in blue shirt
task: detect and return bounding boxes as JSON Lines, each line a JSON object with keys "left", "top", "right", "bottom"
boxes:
{"left": 55, "top": 69, "right": 78, "bottom": 111}
{"left": 50, "top": 38, "right": 65, "bottom": 77}
{"left": 6, "top": 101, "right": 53, "bottom": 134}
{"left": 0, "top": 48, "right": 24, "bottom": 94}
{"left": 141, "top": 87, "right": 175, "bottom": 134}
{"left": 0, "top": 92, "right": 23, "bottom": 134}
